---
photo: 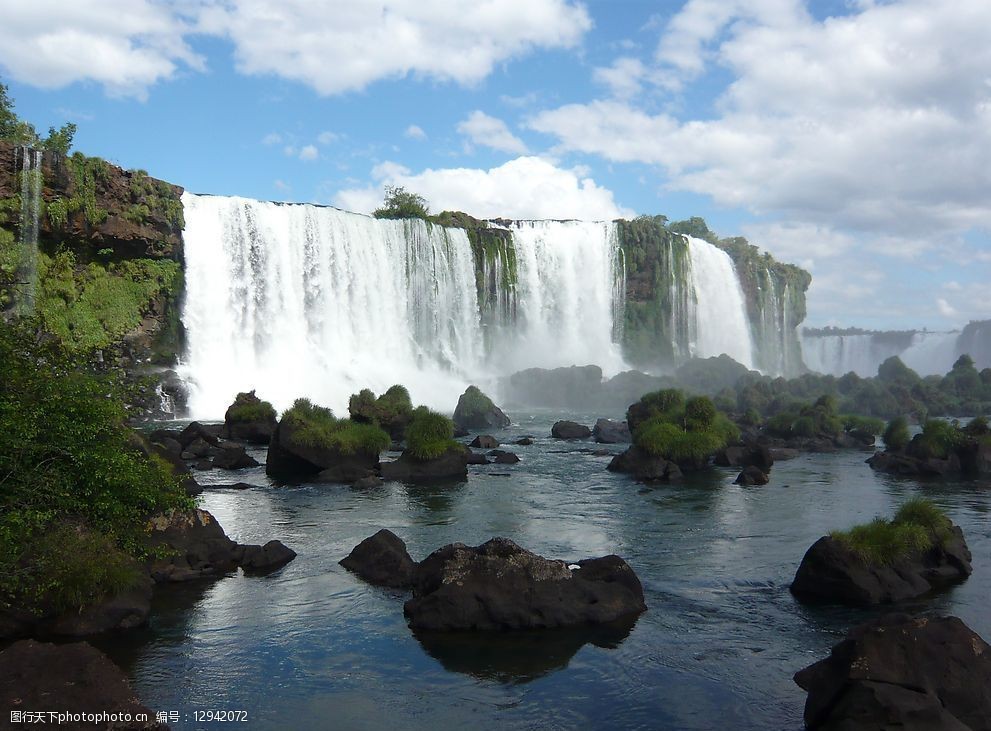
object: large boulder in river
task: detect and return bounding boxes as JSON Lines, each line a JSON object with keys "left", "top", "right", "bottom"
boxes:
{"left": 593, "top": 418, "right": 631, "bottom": 444}
{"left": 0, "top": 640, "right": 167, "bottom": 730}
{"left": 551, "top": 420, "right": 591, "bottom": 440}
{"left": 734, "top": 465, "right": 769, "bottom": 485}
{"left": 145, "top": 508, "right": 296, "bottom": 581}
{"left": 453, "top": 385, "right": 511, "bottom": 431}
{"left": 607, "top": 446, "right": 683, "bottom": 482}
{"left": 223, "top": 390, "right": 278, "bottom": 444}
{"left": 504, "top": 365, "right": 604, "bottom": 409}
{"left": 380, "top": 444, "right": 469, "bottom": 482}
{"left": 340, "top": 529, "right": 417, "bottom": 589}
{"left": 790, "top": 514, "right": 971, "bottom": 606}
{"left": 403, "top": 538, "right": 646, "bottom": 631}
{"left": 795, "top": 614, "right": 991, "bottom": 730}
{"left": 715, "top": 444, "right": 774, "bottom": 472}
{"left": 266, "top": 399, "right": 388, "bottom": 483}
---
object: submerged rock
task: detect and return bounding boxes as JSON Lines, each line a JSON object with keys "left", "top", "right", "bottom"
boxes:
{"left": 239, "top": 540, "right": 297, "bottom": 573}
{"left": 592, "top": 418, "right": 631, "bottom": 444}
{"left": 489, "top": 450, "right": 520, "bottom": 464}
{"left": 466, "top": 450, "right": 491, "bottom": 465}
{"left": 403, "top": 538, "right": 646, "bottom": 631}
{"left": 211, "top": 444, "right": 260, "bottom": 470}
{"left": 352, "top": 475, "right": 384, "bottom": 489}
{"left": 551, "top": 420, "right": 592, "bottom": 440}
{"left": 790, "top": 525, "right": 971, "bottom": 606}
{"left": 716, "top": 444, "right": 774, "bottom": 472}
{"left": 340, "top": 529, "right": 417, "bottom": 589}
{"left": 734, "top": 465, "right": 769, "bottom": 486}
{"left": 0, "top": 640, "right": 167, "bottom": 730}
{"left": 453, "top": 386, "right": 511, "bottom": 431}
{"left": 795, "top": 614, "right": 991, "bottom": 731}
{"left": 470, "top": 435, "right": 500, "bottom": 449}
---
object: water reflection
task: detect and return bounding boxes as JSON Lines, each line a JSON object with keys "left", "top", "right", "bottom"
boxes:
{"left": 411, "top": 617, "right": 639, "bottom": 684}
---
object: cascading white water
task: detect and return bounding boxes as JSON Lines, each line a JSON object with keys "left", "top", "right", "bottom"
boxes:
{"left": 491, "top": 220, "right": 628, "bottom": 374}
{"left": 180, "top": 194, "right": 484, "bottom": 416}
{"left": 800, "top": 330, "right": 965, "bottom": 377}
{"left": 684, "top": 235, "right": 755, "bottom": 368}
{"left": 16, "top": 146, "right": 42, "bottom": 313}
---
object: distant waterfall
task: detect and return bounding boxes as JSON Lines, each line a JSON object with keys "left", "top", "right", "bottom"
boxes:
{"left": 800, "top": 330, "right": 970, "bottom": 377}
{"left": 15, "top": 146, "right": 42, "bottom": 314}
{"left": 684, "top": 235, "right": 755, "bottom": 368}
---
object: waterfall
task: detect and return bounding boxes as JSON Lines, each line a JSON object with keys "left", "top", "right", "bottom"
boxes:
{"left": 180, "top": 194, "right": 485, "bottom": 416}
{"left": 800, "top": 330, "right": 968, "bottom": 377}
{"left": 16, "top": 146, "right": 42, "bottom": 314}
{"left": 180, "top": 195, "right": 770, "bottom": 417}
{"left": 684, "top": 235, "right": 755, "bottom": 368}
{"left": 490, "top": 220, "right": 627, "bottom": 375}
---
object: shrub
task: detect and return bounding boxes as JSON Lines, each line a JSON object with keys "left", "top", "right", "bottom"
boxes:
{"left": 405, "top": 406, "right": 459, "bottom": 460}
{"left": 962, "top": 416, "right": 990, "bottom": 437}
{"left": 0, "top": 323, "right": 190, "bottom": 613}
{"left": 348, "top": 384, "right": 413, "bottom": 431}
{"left": 283, "top": 398, "right": 389, "bottom": 456}
{"left": 843, "top": 414, "right": 885, "bottom": 436}
{"left": 915, "top": 419, "right": 963, "bottom": 459}
{"left": 684, "top": 395, "right": 717, "bottom": 430}
{"left": 373, "top": 185, "right": 430, "bottom": 220}
{"left": 458, "top": 384, "right": 496, "bottom": 415}
{"left": 228, "top": 399, "right": 276, "bottom": 424}
{"left": 883, "top": 416, "right": 911, "bottom": 451}
{"left": 830, "top": 498, "right": 951, "bottom": 566}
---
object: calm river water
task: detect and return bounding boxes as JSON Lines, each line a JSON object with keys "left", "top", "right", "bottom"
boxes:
{"left": 105, "top": 412, "right": 991, "bottom": 730}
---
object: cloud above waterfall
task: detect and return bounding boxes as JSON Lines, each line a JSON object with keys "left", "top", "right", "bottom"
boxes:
{"left": 457, "top": 111, "right": 528, "bottom": 155}
{"left": 0, "top": 0, "right": 204, "bottom": 99}
{"left": 333, "top": 157, "right": 635, "bottom": 221}
{"left": 196, "top": 0, "right": 591, "bottom": 95}
{"left": 528, "top": 0, "right": 991, "bottom": 242}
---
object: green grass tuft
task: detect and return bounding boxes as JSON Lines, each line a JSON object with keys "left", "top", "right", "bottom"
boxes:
{"left": 831, "top": 498, "right": 952, "bottom": 566}
{"left": 405, "top": 406, "right": 459, "bottom": 460}
{"left": 284, "top": 398, "right": 389, "bottom": 456}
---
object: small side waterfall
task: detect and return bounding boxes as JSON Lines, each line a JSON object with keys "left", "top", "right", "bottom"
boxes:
{"left": 15, "top": 146, "right": 42, "bottom": 314}
{"left": 684, "top": 235, "right": 755, "bottom": 368}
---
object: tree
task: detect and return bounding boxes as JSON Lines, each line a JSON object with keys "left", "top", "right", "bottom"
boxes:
{"left": 43, "top": 122, "right": 76, "bottom": 155}
{"left": 373, "top": 185, "right": 430, "bottom": 220}
{"left": 0, "top": 78, "right": 73, "bottom": 152}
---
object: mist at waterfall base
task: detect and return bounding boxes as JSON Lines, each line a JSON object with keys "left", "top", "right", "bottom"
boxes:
{"left": 800, "top": 330, "right": 988, "bottom": 378}
{"left": 179, "top": 193, "right": 755, "bottom": 418}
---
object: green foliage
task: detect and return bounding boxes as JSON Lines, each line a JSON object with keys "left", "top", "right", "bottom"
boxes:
{"left": 0, "top": 80, "right": 39, "bottom": 144}
{"left": 36, "top": 251, "right": 181, "bottom": 352}
{"left": 830, "top": 498, "right": 951, "bottom": 566}
{"left": 373, "top": 185, "right": 430, "bottom": 220}
{"left": 283, "top": 398, "right": 389, "bottom": 456}
{"left": 46, "top": 196, "right": 75, "bottom": 229}
{"left": 124, "top": 203, "right": 151, "bottom": 225}
{"left": 883, "top": 416, "right": 911, "bottom": 451}
{"left": 227, "top": 400, "right": 276, "bottom": 424}
{"left": 42, "top": 123, "right": 76, "bottom": 155}
{"left": 458, "top": 385, "right": 496, "bottom": 415}
{"left": 404, "top": 406, "right": 459, "bottom": 460}
{"left": 631, "top": 388, "right": 738, "bottom": 464}
{"left": 962, "top": 416, "right": 990, "bottom": 437}
{"left": 843, "top": 414, "right": 885, "bottom": 436}
{"left": 0, "top": 323, "right": 191, "bottom": 613}
{"left": 68, "top": 152, "right": 110, "bottom": 225}
{"left": 915, "top": 419, "right": 964, "bottom": 459}
{"left": 348, "top": 384, "right": 414, "bottom": 432}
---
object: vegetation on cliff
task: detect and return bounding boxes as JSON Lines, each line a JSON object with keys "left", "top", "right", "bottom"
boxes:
{"left": 0, "top": 323, "right": 192, "bottom": 614}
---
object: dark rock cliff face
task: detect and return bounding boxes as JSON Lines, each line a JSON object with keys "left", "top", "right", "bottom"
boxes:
{"left": 0, "top": 141, "right": 186, "bottom": 415}
{"left": 0, "top": 141, "right": 183, "bottom": 260}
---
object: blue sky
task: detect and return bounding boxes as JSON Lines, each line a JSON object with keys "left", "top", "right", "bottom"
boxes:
{"left": 1, "top": 0, "right": 989, "bottom": 331}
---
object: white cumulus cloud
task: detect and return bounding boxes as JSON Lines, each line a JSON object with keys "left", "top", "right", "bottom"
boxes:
{"left": 333, "top": 156, "right": 634, "bottom": 221}
{"left": 456, "top": 111, "right": 528, "bottom": 154}
{"left": 197, "top": 0, "right": 591, "bottom": 95}
{"left": 404, "top": 125, "right": 427, "bottom": 141}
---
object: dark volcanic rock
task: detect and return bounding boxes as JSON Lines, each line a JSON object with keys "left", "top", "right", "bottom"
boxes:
{"left": 340, "top": 529, "right": 417, "bottom": 589}
{"left": 515, "top": 437, "right": 534, "bottom": 446}
{"left": 145, "top": 508, "right": 296, "bottom": 582}
{"left": 795, "top": 614, "right": 991, "bottom": 731}
{"left": 178, "top": 421, "right": 220, "bottom": 449}
{"left": 505, "top": 365, "right": 603, "bottom": 409}
{"left": 42, "top": 577, "right": 153, "bottom": 638}
{"left": 453, "top": 386, "right": 511, "bottom": 431}
{"left": 470, "top": 435, "right": 500, "bottom": 449}
{"left": 0, "top": 640, "right": 167, "bottom": 730}
{"left": 403, "top": 538, "right": 646, "bottom": 631}
{"left": 607, "top": 446, "right": 683, "bottom": 482}
{"left": 790, "top": 526, "right": 972, "bottom": 606}
{"left": 211, "top": 444, "right": 260, "bottom": 470}
{"left": 238, "top": 540, "right": 297, "bottom": 573}
{"left": 352, "top": 476, "right": 384, "bottom": 489}
{"left": 716, "top": 444, "right": 774, "bottom": 472}
{"left": 769, "top": 447, "right": 800, "bottom": 461}
{"left": 489, "top": 450, "right": 520, "bottom": 464}
{"left": 223, "top": 390, "right": 277, "bottom": 444}
{"left": 551, "top": 420, "right": 592, "bottom": 440}
{"left": 734, "top": 465, "right": 769, "bottom": 486}
{"left": 380, "top": 444, "right": 469, "bottom": 482}
{"left": 466, "top": 451, "right": 491, "bottom": 465}
{"left": 266, "top": 417, "right": 379, "bottom": 483}
{"left": 592, "top": 418, "right": 631, "bottom": 444}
